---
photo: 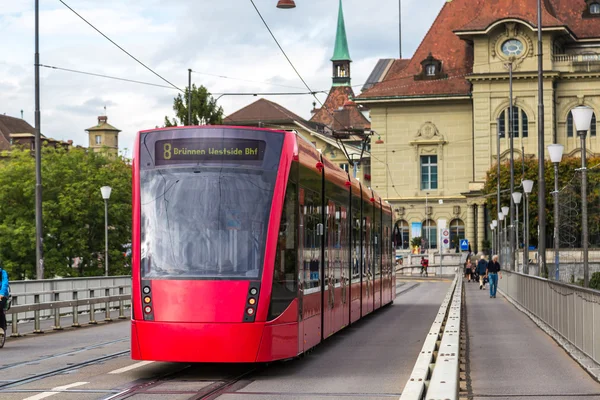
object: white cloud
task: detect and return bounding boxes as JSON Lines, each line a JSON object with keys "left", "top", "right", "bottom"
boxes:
{"left": 0, "top": 0, "right": 447, "bottom": 157}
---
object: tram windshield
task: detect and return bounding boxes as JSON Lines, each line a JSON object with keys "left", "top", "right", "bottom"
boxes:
{"left": 140, "top": 167, "right": 277, "bottom": 279}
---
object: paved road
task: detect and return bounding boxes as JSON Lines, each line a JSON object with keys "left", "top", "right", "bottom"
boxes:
{"left": 465, "top": 279, "right": 600, "bottom": 400}
{"left": 0, "top": 278, "right": 451, "bottom": 400}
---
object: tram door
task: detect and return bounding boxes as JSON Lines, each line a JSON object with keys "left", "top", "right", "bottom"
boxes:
{"left": 373, "top": 208, "right": 382, "bottom": 310}
{"left": 323, "top": 201, "right": 335, "bottom": 338}
{"left": 362, "top": 215, "right": 373, "bottom": 315}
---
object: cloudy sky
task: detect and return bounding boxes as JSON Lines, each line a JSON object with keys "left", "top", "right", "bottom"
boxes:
{"left": 0, "top": 0, "right": 446, "bottom": 156}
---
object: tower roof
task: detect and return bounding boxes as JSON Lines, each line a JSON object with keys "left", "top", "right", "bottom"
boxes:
{"left": 331, "top": 0, "right": 352, "bottom": 62}
{"left": 86, "top": 116, "right": 121, "bottom": 133}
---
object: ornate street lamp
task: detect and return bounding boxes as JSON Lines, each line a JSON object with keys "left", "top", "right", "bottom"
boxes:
{"left": 548, "top": 143, "right": 564, "bottom": 280}
{"left": 498, "top": 211, "right": 505, "bottom": 265}
{"left": 572, "top": 105, "right": 594, "bottom": 287}
{"left": 512, "top": 192, "right": 522, "bottom": 271}
{"left": 522, "top": 179, "right": 534, "bottom": 274}
{"left": 101, "top": 186, "right": 112, "bottom": 277}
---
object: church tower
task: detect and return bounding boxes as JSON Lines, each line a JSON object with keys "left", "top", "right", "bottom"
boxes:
{"left": 86, "top": 115, "right": 120, "bottom": 157}
{"left": 331, "top": 0, "right": 352, "bottom": 87}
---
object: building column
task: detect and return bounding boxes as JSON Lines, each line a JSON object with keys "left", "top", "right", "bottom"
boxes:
{"left": 477, "top": 203, "right": 486, "bottom": 254}
{"left": 467, "top": 203, "right": 475, "bottom": 252}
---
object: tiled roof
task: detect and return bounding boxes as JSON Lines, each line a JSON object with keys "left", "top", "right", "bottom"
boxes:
{"left": 358, "top": 0, "right": 600, "bottom": 100}
{"left": 223, "top": 98, "right": 308, "bottom": 125}
{"left": 0, "top": 115, "right": 35, "bottom": 150}
{"left": 358, "top": 0, "right": 478, "bottom": 99}
{"left": 457, "top": 0, "right": 565, "bottom": 33}
{"left": 310, "top": 86, "right": 370, "bottom": 132}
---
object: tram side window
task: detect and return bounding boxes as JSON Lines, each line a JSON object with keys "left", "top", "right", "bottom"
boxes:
{"left": 269, "top": 182, "right": 298, "bottom": 320}
{"left": 303, "top": 190, "right": 321, "bottom": 289}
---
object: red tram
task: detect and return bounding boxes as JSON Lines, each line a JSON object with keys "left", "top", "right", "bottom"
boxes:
{"left": 131, "top": 126, "right": 395, "bottom": 363}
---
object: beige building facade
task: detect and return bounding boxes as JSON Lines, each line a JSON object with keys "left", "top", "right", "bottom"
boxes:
{"left": 357, "top": 0, "right": 600, "bottom": 254}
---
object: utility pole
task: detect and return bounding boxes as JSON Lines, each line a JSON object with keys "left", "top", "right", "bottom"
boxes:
{"left": 497, "top": 118, "right": 501, "bottom": 259}
{"left": 398, "top": 0, "right": 402, "bottom": 59}
{"left": 34, "top": 0, "right": 44, "bottom": 280}
{"left": 188, "top": 68, "right": 192, "bottom": 126}
{"left": 537, "top": 0, "right": 547, "bottom": 277}
{"left": 508, "top": 61, "right": 515, "bottom": 271}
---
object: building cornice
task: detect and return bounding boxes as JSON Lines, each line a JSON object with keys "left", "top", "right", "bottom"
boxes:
{"left": 355, "top": 94, "right": 472, "bottom": 104}
{"left": 467, "top": 71, "right": 560, "bottom": 81}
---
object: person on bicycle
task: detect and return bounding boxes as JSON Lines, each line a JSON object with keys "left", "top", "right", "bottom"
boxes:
{"left": 0, "top": 265, "right": 8, "bottom": 337}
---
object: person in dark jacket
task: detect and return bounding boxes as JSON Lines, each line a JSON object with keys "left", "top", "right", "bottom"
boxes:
{"left": 486, "top": 255, "right": 502, "bottom": 298}
{"left": 476, "top": 255, "right": 488, "bottom": 290}
{"left": 0, "top": 266, "right": 8, "bottom": 337}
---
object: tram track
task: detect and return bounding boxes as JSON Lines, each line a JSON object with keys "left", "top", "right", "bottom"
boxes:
{"left": 0, "top": 349, "right": 130, "bottom": 391}
{"left": 0, "top": 338, "right": 128, "bottom": 372}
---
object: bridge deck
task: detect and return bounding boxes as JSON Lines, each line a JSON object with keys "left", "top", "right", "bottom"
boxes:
{"left": 465, "top": 278, "right": 600, "bottom": 399}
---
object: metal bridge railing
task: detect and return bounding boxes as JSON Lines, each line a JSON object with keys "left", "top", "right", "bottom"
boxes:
{"left": 5, "top": 276, "right": 131, "bottom": 337}
{"left": 499, "top": 271, "right": 600, "bottom": 365}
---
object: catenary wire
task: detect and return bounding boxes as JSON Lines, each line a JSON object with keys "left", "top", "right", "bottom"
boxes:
{"left": 58, "top": 0, "right": 183, "bottom": 92}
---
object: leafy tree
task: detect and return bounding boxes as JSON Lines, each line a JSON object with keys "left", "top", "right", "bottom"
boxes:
{"left": 0, "top": 146, "right": 131, "bottom": 279}
{"left": 164, "top": 84, "right": 224, "bottom": 127}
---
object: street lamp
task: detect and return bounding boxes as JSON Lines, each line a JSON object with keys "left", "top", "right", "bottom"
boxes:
{"left": 501, "top": 206, "right": 509, "bottom": 268}
{"left": 548, "top": 143, "right": 564, "bottom": 281}
{"left": 492, "top": 219, "right": 498, "bottom": 255}
{"left": 572, "top": 105, "right": 595, "bottom": 287}
{"left": 512, "top": 192, "right": 522, "bottom": 271}
{"left": 498, "top": 211, "right": 505, "bottom": 265}
{"left": 276, "top": 0, "right": 296, "bottom": 8}
{"left": 522, "top": 179, "right": 534, "bottom": 274}
{"left": 101, "top": 186, "right": 112, "bottom": 277}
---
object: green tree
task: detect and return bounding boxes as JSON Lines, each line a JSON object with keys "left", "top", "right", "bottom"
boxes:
{"left": 164, "top": 84, "right": 224, "bottom": 127}
{"left": 0, "top": 146, "right": 132, "bottom": 279}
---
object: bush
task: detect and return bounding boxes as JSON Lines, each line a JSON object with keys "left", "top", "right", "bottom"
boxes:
{"left": 589, "top": 272, "right": 600, "bottom": 290}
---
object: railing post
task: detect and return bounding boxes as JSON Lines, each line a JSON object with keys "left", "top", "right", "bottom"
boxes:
{"left": 118, "top": 287, "right": 126, "bottom": 319}
{"left": 89, "top": 289, "right": 97, "bottom": 324}
{"left": 104, "top": 288, "right": 112, "bottom": 322}
{"left": 52, "top": 292, "right": 62, "bottom": 330}
{"left": 72, "top": 290, "right": 81, "bottom": 327}
{"left": 33, "top": 294, "right": 43, "bottom": 334}
{"left": 10, "top": 296, "right": 20, "bottom": 337}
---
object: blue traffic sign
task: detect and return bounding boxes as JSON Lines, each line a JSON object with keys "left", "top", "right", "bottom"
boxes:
{"left": 460, "top": 239, "right": 469, "bottom": 251}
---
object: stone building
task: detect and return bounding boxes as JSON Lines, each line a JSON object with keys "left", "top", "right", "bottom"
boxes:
{"left": 0, "top": 114, "right": 74, "bottom": 151}
{"left": 356, "top": 0, "right": 600, "bottom": 253}
{"left": 86, "top": 115, "right": 120, "bottom": 156}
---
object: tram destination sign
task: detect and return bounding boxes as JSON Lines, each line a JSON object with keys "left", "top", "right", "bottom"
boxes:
{"left": 155, "top": 138, "right": 266, "bottom": 165}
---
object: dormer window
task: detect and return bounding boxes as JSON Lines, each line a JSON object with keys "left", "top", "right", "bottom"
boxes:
{"left": 584, "top": 0, "right": 600, "bottom": 17}
{"left": 414, "top": 52, "right": 446, "bottom": 81}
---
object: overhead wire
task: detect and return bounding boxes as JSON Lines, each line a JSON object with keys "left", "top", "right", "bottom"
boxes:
{"left": 58, "top": 0, "right": 183, "bottom": 92}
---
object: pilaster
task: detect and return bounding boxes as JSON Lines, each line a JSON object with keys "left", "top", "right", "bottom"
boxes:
{"left": 467, "top": 204, "right": 475, "bottom": 250}
{"left": 477, "top": 203, "right": 486, "bottom": 253}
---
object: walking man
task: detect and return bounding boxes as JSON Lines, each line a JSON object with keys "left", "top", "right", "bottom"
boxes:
{"left": 477, "top": 255, "right": 488, "bottom": 290}
{"left": 487, "top": 255, "right": 502, "bottom": 298}
{"left": 420, "top": 256, "right": 429, "bottom": 277}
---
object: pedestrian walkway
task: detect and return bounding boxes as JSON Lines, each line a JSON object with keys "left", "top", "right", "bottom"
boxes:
{"left": 464, "top": 278, "right": 600, "bottom": 399}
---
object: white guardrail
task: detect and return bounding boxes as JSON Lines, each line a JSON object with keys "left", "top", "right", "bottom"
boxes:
{"left": 399, "top": 272, "right": 463, "bottom": 400}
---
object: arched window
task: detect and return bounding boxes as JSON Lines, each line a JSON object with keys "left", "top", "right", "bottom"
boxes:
{"left": 422, "top": 219, "right": 437, "bottom": 249}
{"left": 394, "top": 220, "right": 410, "bottom": 250}
{"left": 591, "top": 2, "right": 600, "bottom": 14}
{"left": 567, "top": 110, "right": 597, "bottom": 137}
{"left": 498, "top": 107, "right": 528, "bottom": 138}
{"left": 449, "top": 219, "right": 465, "bottom": 249}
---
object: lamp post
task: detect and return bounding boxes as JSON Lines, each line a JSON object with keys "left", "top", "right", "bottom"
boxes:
{"left": 34, "top": 0, "right": 44, "bottom": 280}
{"left": 508, "top": 61, "right": 516, "bottom": 273}
{"left": 512, "top": 192, "right": 522, "bottom": 271}
{"left": 101, "top": 186, "right": 112, "bottom": 277}
{"left": 492, "top": 219, "right": 498, "bottom": 255}
{"left": 498, "top": 212, "right": 505, "bottom": 263}
{"left": 548, "top": 143, "right": 564, "bottom": 281}
{"left": 572, "top": 105, "right": 595, "bottom": 287}
{"left": 276, "top": 0, "right": 296, "bottom": 8}
{"left": 536, "top": 0, "right": 547, "bottom": 280}
{"left": 522, "top": 179, "right": 534, "bottom": 274}
{"left": 501, "top": 206, "right": 509, "bottom": 269}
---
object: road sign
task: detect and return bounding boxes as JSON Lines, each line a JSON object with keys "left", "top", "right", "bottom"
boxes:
{"left": 460, "top": 239, "right": 469, "bottom": 251}
{"left": 441, "top": 228, "right": 450, "bottom": 249}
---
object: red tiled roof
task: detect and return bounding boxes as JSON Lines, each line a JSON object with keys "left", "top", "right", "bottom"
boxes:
{"left": 457, "top": 0, "right": 565, "bottom": 32}
{"left": 0, "top": 115, "right": 34, "bottom": 150}
{"left": 358, "top": 0, "right": 478, "bottom": 99}
{"left": 549, "top": 0, "right": 600, "bottom": 39}
{"left": 358, "top": 0, "right": 600, "bottom": 100}
{"left": 310, "top": 86, "right": 370, "bottom": 131}
{"left": 224, "top": 98, "right": 307, "bottom": 125}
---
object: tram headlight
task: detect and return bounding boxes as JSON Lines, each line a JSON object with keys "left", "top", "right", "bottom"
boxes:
{"left": 144, "top": 296, "right": 151, "bottom": 304}
{"left": 143, "top": 286, "right": 151, "bottom": 294}
{"left": 248, "top": 298, "right": 256, "bottom": 305}
{"left": 250, "top": 288, "right": 258, "bottom": 296}
{"left": 246, "top": 307, "right": 255, "bottom": 315}
{"left": 144, "top": 306, "right": 152, "bottom": 314}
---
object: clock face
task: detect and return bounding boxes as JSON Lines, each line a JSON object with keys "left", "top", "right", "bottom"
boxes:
{"left": 501, "top": 39, "right": 524, "bottom": 57}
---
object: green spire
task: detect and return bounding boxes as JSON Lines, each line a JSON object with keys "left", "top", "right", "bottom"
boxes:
{"left": 331, "top": 0, "right": 351, "bottom": 62}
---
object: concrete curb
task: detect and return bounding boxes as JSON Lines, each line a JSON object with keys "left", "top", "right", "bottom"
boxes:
{"left": 498, "top": 288, "right": 600, "bottom": 382}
